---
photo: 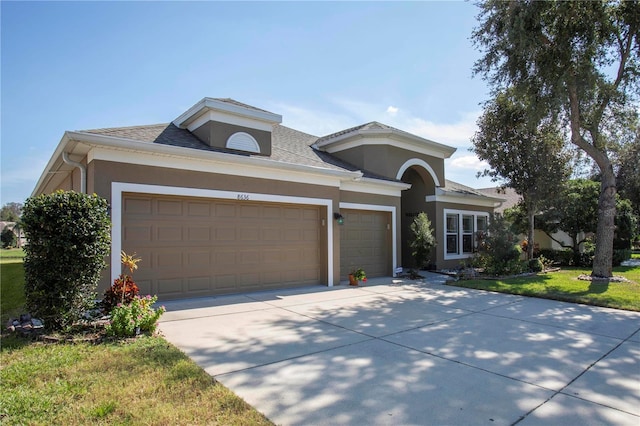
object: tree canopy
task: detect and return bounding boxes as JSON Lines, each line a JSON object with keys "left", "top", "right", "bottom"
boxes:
{"left": 0, "top": 202, "right": 23, "bottom": 222}
{"left": 472, "top": 89, "right": 571, "bottom": 259}
{"left": 472, "top": 0, "right": 640, "bottom": 277}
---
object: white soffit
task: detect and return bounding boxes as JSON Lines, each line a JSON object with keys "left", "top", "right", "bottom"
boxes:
{"left": 340, "top": 177, "right": 410, "bottom": 197}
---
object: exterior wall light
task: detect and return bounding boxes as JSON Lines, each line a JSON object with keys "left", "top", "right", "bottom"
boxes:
{"left": 333, "top": 212, "right": 344, "bottom": 225}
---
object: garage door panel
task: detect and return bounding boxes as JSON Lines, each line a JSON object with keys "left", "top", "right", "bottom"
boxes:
{"left": 215, "top": 227, "right": 236, "bottom": 241}
{"left": 156, "top": 226, "right": 182, "bottom": 242}
{"left": 157, "top": 278, "right": 183, "bottom": 297}
{"left": 124, "top": 225, "right": 152, "bottom": 244}
{"left": 187, "top": 277, "right": 211, "bottom": 293}
{"left": 187, "top": 201, "right": 210, "bottom": 216}
{"left": 187, "top": 227, "right": 211, "bottom": 241}
{"left": 124, "top": 197, "right": 152, "bottom": 215}
{"left": 157, "top": 199, "right": 183, "bottom": 216}
{"left": 156, "top": 251, "right": 183, "bottom": 268}
{"left": 240, "top": 205, "right": 260, "bottom": 218}
{"left": 136, "top": 279, "right": 153, "bottom": 296}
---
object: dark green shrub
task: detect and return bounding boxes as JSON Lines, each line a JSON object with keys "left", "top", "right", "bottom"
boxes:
{"left": 477, "top": 214, "right": 523, "bottom": 276}
{"left": 612, "top": 249, "right": 632, "bottom": 266}
{"left": 538, "top": 248, "right": 574, "bottom": 266}
{"left": 21, "top": 190, "right": 111, "bottom": 331}
{"left": 1, "top": 228, "right": 17, "bottom": 248}
{"left": 410, "top": 212, "right": 436, "bottom": 269}
{"left": 528, "top": 258, "right": 543, "bottom": 272}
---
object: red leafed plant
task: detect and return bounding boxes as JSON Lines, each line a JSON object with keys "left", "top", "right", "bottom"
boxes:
{"left": 103, "top": 275, "right": 139, "bottom": 312}
{"left": 102, "top": 251, "right": 141, "bottom": 312}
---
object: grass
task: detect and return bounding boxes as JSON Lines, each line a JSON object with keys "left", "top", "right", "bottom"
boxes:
{"left": 0, "top": 248, "right": 25, "bottom": 260}
{"left": 0, "top": 258, "right": 273, "bottom": 426}
{"left": 1, "top": 260, "right": 25, "bottom": 324}
{"left": 451, "top": 265, "right": 640, "bottom": 311}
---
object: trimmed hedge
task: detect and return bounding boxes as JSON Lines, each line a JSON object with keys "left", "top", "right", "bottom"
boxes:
{"left": 21, "top": 191, "right": 111, "bottom": 331}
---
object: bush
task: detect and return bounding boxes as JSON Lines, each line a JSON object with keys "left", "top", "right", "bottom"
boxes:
{"left": 528, "top": 258, "right": 543, "bottom": 272}
{"left": 538, "top": 248, "right": 576, "bottom": 266}
{"left": 105, "top": 295, "right": 165, "bottom": 337}
{"left": 102, "top": 275, "right": 140, "bottom": 312}
{"left": 21, "top": 191, "right": 111, "bottom": 331}
{"left": 1, "top": 228, "right": 17, "bottom": 248}
{"left": 612, "top": 249, "right": 632, "bottom": 266}
{"left": 476, "top": 214, "right": 523, "bottom": 276}
{"left": 410, "top": 212, "right": 436, "bottom": 269}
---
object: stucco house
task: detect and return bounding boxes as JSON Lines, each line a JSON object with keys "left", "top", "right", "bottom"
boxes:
{"left": 33, "top": 97, "right": 503, "bottom": 300}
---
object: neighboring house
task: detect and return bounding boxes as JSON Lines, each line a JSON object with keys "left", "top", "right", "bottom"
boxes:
{"left": 476, "top": 187, "right": 578, "bottom": 252}
{"left": 33, "top": 98, "right": 503, "bottom": 300}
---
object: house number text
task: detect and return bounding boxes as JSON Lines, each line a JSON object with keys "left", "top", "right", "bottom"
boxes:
{"left": 237, "top": 194, "right": 250, "bottom": 201}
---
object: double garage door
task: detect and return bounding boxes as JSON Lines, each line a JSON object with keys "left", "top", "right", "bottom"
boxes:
{"left": 122, "top": 194, "right": 324, "bottom": 300}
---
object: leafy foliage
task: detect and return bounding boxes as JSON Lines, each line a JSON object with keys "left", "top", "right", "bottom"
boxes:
{"left": 473, "top": 90, "right": 571, "bottom": 259}
{"left": 350, "top": 268, "right": 367, "bottom": 282}
{"left": 0, "top": 202, "right": 23, "bottom": 222}
{"left": 105, "top": 295, "right": 165, "bottom": 337}
{"left": 1, "top": 227, "right": 17, "bottom": 248}
{"left": 102, "top": 275, "right": 140, "bottom": 312}
{"left": 409, "top": 212, "right": 436, "bottom": 269}
{"left": 21, "top": 191, "right": 111, "bottom": 331}
{"left": 472, "top": 0, "right": 640, "bottom": 277}
{"left": 474, "top": 215, "right": 523, "bottom": 276}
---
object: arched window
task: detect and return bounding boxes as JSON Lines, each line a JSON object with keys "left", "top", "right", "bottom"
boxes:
{"left": 226, "top": 132, "right": 260, "bottom": 153}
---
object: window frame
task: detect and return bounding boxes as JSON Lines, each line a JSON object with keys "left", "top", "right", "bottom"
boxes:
{"left": 443, "top": 209, "right": 490, "bottom": 260}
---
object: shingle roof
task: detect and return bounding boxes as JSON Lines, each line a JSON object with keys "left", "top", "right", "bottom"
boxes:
{"left": 80, "top": 122, "right": 364, "bottom": 174}
{"left": 212, "top": 98, "right": 276, "bottom": 115}
{"left": 476, "top": 187, "right": 520, "bottom": 213}
{"left": 316, "top": 121, "right": 412, "bottom": 144}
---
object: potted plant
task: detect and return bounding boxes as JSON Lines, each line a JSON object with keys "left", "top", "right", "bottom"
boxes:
{"left": 349, "top": 268, "right": 367, "bottom": 286}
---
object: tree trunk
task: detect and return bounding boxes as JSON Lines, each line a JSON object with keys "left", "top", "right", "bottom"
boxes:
{"left": 527, "top": 211, "right": 535, "bottom": 260}
{"left": 592, "top": 171, "right": 616, "bottom": 278}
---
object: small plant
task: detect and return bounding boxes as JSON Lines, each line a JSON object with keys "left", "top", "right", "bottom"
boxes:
{"left": 410, "top": 212, "right": 436, "bottom": 269}
{"left": 103, "top": 251, "right": 142, "bottom": 311}
{"left": 351, "top": 268, "right": 367, "bottom": 282}
{"left": 103, "top": 275, "right": 139, "bottom": 312}
{"left": 105, "top": 295, "right": 165, "bottom": 337}
{"left": 528, "top": 258, "right": 543, "bottom": 273}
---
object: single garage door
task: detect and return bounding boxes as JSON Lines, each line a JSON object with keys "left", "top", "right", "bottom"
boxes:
{"left": 340, "top": 209, "right": 391, "bottom": 280}
{"left": 122, "top": 194, "right": 325, "bottom": 300}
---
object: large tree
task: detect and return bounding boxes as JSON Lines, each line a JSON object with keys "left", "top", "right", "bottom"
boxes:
{"left": 0, "top": 202, "right": 23, "bottom": 222}
{"left": 472, "top": 0, "right": 640, "bottom": 277}
{"left": 472, "top": 90, "right": 570, "bottom": 259}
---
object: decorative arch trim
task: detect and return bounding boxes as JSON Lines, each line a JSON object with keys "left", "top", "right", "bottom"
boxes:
{"left": 396, "top": 159, "right": 441, "bottom": 187}
{"left": 226, "top": 132, "right": 260, "bottom": 153}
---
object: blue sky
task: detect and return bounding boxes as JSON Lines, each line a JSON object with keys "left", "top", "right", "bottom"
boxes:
{"left": 1, "top": 1, "right": 496, "bottom": 206}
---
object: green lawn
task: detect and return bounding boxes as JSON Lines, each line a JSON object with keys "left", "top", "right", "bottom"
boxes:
{"left": 450, "top": 265, "right": 640, "bottom": 311}
{"left": 0, "top": 248, "right": 25, "bottom": 260}
{"left": 0, "top": 259, "right": 272, "bottom": 426}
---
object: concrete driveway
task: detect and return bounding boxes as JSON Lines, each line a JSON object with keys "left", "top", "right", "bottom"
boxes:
{"left": 158, "top": 274, "right": 640, "bottom": 425}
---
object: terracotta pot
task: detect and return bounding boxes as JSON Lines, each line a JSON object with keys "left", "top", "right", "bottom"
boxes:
{"left": 348, "top": 274, "right": 358, "bottom": 286}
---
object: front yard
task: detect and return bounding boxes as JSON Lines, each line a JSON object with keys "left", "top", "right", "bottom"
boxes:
{"left": 0, "top": 255, "right": 272, "bottom": 425}
{"left": 450, "top": 265, "right": 640, "bottom": 312}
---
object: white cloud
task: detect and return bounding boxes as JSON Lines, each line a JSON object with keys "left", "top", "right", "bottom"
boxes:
{"left": 386, "top": 105, "right": 399, "bottom": 116}
{"left": 449, "top": 154, "right": 489, "bottom": 170}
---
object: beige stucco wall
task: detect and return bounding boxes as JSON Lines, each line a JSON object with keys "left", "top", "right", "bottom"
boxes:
{"left": 330, "top": 145, "right": 445, "bottom": 184}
